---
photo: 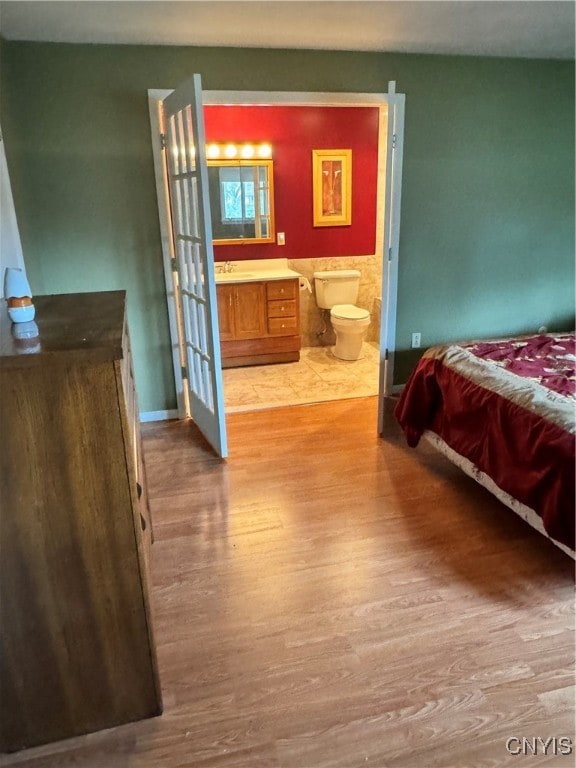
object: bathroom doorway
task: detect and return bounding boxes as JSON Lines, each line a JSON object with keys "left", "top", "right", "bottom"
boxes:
{"left": 149, "top": 86, "right": 404, "bottom": 432}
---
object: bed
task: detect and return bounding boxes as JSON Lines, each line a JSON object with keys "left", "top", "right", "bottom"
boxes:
{"left": 394, "top": 332, "right": 575, "bottom": 558}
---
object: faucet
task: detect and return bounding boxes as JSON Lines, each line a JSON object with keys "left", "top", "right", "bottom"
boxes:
{"left": 215, "top": 261, "right": 235, "bottom": 274}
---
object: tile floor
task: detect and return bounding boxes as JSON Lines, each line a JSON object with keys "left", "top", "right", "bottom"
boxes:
{"left": 223, "top": 341, "right": 381, "bottom": 412}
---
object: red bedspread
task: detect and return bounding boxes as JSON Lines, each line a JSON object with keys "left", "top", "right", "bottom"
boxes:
{"left": 394, "top": 333, "right": 575, "bottom": 550}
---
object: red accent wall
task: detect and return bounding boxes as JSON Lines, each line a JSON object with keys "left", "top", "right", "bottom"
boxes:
{"left": 204, "top": 105, "right": 379, "bottom": 261}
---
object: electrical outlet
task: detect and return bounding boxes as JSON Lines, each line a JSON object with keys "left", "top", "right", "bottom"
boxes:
{"left": 411, "top": 332, "right": 421, "bottom": 348}
{"left": 277, "top": 232, "right": 286, "bottom": 246}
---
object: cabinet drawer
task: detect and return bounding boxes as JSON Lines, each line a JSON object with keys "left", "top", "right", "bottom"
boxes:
{"left": 268, "top": 316, "right": 299, "bottom": 335}
{"left": 266, "top": 280, "right": 297, "bottom": 301}
{"left": 267, "top": 299, "right": 296, "bottom": 318}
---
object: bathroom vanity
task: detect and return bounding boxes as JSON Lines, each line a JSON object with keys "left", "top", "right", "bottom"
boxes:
{"left": 215, "top": 262, "right": 301, "bottom": 368}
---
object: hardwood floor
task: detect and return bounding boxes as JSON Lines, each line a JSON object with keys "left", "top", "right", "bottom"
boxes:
{"left": 2, "top": 397, "right": 574, "bottom": 767}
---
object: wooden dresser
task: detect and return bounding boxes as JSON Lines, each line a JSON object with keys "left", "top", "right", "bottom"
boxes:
{"left": 0, "top": 291, "right": 162, "bottom": 752}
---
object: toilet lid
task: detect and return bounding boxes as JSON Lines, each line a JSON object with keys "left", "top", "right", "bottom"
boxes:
{"left": 331, "top": 304, "right": 370, "bottom": 321}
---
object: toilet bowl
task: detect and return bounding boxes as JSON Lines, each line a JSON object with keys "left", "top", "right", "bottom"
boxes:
{"left": 313, "top": 269, "right": 371, "bottom": 361}
{"left": 330, "top": 304, "right": 371, "bottom": 360}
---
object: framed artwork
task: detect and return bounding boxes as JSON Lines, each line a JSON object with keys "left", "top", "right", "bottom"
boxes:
{"left": 312, "top": 149, "right": 352, "bottom": 227}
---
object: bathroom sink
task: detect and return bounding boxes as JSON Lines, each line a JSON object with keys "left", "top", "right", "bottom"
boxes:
{"left": 215, "top": 272, "right": 258, "bottom": 282}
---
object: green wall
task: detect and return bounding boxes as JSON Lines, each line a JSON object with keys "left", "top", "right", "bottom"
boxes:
{"left": 1, "top": 41, "right": 574, "bottom": 410}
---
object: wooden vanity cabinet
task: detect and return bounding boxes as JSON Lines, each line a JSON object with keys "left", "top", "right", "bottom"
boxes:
{"left": 217, "top": 278, "right": 300, "bottom": 367}
{"left": 0, "top": 291, "right": 161, "bottom": 753}
{"left": 216, "top": 282, "right": 267, "bottom": 341}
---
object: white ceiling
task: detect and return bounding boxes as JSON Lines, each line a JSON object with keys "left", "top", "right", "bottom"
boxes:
{"left": 0, "top": 1, "right": 574, "bottom": 59}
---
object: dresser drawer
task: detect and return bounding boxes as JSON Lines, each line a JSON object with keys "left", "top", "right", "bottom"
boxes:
{"left": 268, "top": 316, "right": 299, "bottom": 335}
{"left": 267, "top": 299, "right": 297, "bottom": 318}
{"left": 266, "top": 280, "right": 297, "bottom": 301}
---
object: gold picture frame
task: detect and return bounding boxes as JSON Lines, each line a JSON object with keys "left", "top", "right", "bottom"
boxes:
{"left": 312, "top": 149, "right": 352, "bottom": 227}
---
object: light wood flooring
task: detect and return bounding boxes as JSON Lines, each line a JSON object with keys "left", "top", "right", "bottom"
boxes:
{"left": 3, "top": 398, "right": 574, "bottom": 767}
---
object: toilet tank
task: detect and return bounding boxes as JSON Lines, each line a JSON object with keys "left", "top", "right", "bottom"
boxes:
{"left": 313, "top": 270, "right": 361, "bottom": 309}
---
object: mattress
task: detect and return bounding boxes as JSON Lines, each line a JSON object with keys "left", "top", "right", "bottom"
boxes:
{"left": 394, "top": 333, "right": 575, "bottom": 553}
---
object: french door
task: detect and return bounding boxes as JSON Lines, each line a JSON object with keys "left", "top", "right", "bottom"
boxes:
{"left": 161, "top": 74, "right": 227, "bottom": 457}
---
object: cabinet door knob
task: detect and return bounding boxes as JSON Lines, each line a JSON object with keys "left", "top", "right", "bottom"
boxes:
{"left": 136, "top": 482, "right": 142, "bottom": 500}
{"left": 140, "top": 513, "right": 147, "bottom": 531}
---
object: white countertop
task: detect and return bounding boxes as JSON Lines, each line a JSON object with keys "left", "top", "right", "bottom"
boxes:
{"left": 214, "top": 258, "right": 302, "bottom": 284}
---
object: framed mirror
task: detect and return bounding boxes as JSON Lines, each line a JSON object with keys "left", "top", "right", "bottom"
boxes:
{"left": 207, "top": 160, "right": 275, "bottom": 245}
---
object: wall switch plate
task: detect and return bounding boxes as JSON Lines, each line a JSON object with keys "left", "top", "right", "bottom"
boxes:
{"left": 411, "top": 332, "right": 421, "bottom": 348}
{"left": 277, "top": 232, "right": 286, "bottom": 246}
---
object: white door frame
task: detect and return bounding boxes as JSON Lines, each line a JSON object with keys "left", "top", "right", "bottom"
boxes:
{"left": 379, "top": 84, "right": 406, "bottom": 404}
{"left": 148, "top": 87, "right": 405, "bottom": 421}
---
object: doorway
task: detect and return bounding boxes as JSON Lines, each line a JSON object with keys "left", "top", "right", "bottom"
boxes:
{"left": 148, "top": 86, "right": 404, "bottom": 435}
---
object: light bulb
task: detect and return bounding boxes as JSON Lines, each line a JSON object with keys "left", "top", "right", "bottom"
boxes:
{"left": 258, "top": 144, "right": 272, "bottom": 158}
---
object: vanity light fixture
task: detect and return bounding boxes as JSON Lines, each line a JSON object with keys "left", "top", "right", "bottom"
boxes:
{"left": 204, "top": 142, "right": 273, "bottom": 160}
{"left": 172, "top": 142, "right": 272, "bottom": 160}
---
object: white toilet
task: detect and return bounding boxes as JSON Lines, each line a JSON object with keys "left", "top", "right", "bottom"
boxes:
{"left": 313, "top": 269, "right": 371, "bottom": 360}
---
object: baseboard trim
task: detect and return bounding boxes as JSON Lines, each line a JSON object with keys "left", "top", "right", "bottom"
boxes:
{"left": 139, "top": 409, "right": 179, "bottom": 423}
